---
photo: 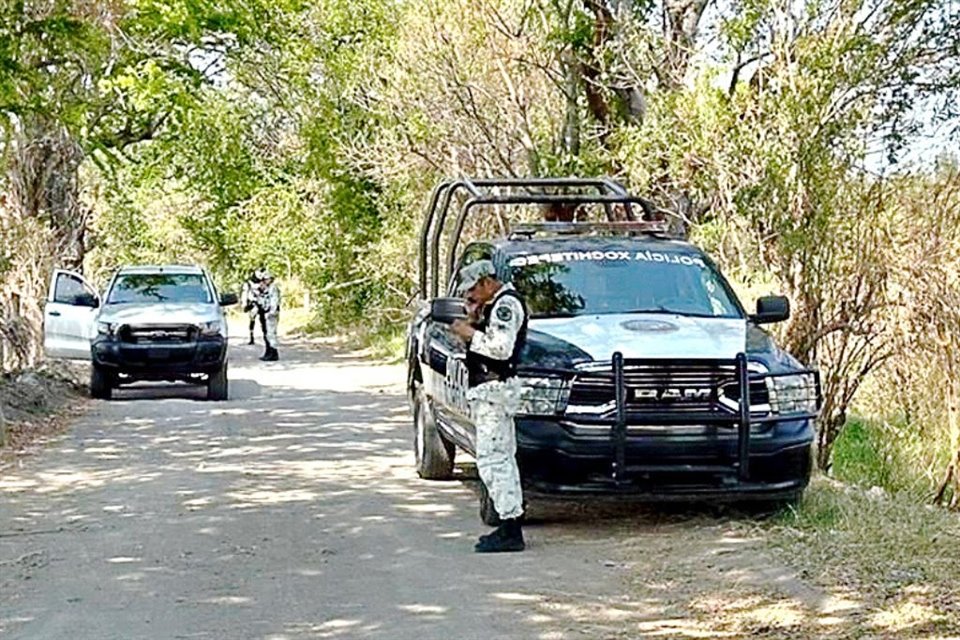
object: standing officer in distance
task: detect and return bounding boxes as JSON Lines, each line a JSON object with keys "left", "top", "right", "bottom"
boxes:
{"left": 259, "top": 271, "right": 282, "bottom": 362}
{"left": 241, "top": 271, "right": 266, "bottom": 345}
{"left": 451, "top": 260, "right": 528, "bottom": 553}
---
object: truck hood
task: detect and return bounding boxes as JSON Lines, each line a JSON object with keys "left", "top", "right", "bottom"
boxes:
{"left": 98, "top": 302, "right": 221, "bottom": 326}
{"left": 529, "top": 313, "right": 746, "bottom": 361}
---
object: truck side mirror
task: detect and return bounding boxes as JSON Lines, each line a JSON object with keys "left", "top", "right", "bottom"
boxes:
{"left": 75, "top": 292, "right": 99, "bottom": 308}
{"left": 220, "top": 292, "right": 239, "bottom": 306}
{"left": 751, "top": 295, "right": 790, "bottom": 324}
{"left": 430, "top": 297, "right": 467, "bottom": 324}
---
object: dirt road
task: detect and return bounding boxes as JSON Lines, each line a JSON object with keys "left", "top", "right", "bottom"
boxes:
{"left": 0, "top": 341, "right": 847, "bottom": 639}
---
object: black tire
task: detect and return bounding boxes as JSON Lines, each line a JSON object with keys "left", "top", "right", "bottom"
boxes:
{"left": 479, "top": 481, "right": 502, "bottom": 526}
{"left": 207, "top": 362, "right": 229, "bottom": 401}
{"left": 413, "top": 388, "right": 455, "bottom": 480}
{"left": 90, "top": 363, "right": 112, "bottom": 400}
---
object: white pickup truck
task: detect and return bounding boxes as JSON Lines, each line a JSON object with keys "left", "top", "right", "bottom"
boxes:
{"left": 44, "top": 265, "right": 238, "bottom": 401}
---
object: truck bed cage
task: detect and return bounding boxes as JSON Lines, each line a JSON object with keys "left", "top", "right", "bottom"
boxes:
{"left": 508, "top": 221, "right": 672, "bottom": 239}
{"left": 417, "top": 176, "right": 671, "bottom": 299}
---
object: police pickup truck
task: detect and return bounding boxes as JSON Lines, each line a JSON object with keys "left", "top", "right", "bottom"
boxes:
{"left": 407, "top": 177, "right": 820, "bottom": 522}
{"left": 43, "top": 265, "right": 237, "bottom": 401}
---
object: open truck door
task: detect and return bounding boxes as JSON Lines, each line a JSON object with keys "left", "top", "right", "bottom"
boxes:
{"left": 43, "top": 270, "right": 99, "bottom": 360}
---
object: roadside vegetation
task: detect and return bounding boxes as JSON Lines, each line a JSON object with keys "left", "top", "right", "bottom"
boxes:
{"left": 760, "top": 477, "right": 960, "bottom": 636}
{"left": 1, "top": 0, "right": 960, "bottom": 619}
{"left": 0, "top": 366, "right": 83, "bottom": 455}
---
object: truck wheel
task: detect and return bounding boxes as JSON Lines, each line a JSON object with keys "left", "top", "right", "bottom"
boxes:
{"left": 479, "top": 481, "right": 502, "bottom": 526}
{"left": 90, "top": 364, "right": 113, "bottom": 400}
{"left": 207, "top": 362, "right": 229, "bottom": 401}
{"left": 414, "top": 388, "right": 455, "bottom": 480}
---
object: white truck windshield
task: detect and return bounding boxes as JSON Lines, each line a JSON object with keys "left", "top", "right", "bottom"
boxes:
{"left": 107, "top": 274, "right": 213, "bottom": 304}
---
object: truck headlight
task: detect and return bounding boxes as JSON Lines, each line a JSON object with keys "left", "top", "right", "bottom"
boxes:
{"left": 518, "top": 376, "right": 570, "bottom": 415}
{"left": 198, "top": 321, "right": 223, "bottom": 336}
{"left": 769, "top": 373, "right": 819, "bottom": 415}
{"left": 97, "top": 321, "right": 118, "bottom": 336}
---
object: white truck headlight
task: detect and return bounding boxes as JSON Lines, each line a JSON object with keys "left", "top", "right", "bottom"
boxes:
{"left": 97, "top": 321, "right": 118, "bottom": 336}
{"left": 518, "top": 377, "right": 570, "bottom": 415}
{"left": 198, "top": 321, "right": 223, "bottom": 336}
{"left": 769, "top": 373, "right": 818, "bottom": 415}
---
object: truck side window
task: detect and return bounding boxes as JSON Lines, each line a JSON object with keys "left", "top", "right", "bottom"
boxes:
{"left": 53, "top": 273, "right": 90, "bottom": 305}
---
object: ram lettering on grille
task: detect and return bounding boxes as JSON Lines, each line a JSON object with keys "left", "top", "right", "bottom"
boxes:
{"left": 564, "top": 361, "right": 772, "bottom": 418}
{"left": 631, "top": 388, "right": 712, "bottom": 401}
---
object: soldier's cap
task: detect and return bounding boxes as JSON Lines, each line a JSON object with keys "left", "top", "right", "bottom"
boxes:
{"left": 457, "top": 260, "right": 497, "bottom": 296}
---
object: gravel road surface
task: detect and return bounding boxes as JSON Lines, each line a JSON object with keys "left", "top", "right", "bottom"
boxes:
{"left": 0, "top": 340, "right": 670, "bottom": 640}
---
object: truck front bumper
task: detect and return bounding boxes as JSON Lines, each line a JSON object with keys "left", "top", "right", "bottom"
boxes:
{"left": 92, "top": 336, "right": 226, "bottom": 377}
{"left": 515, "top": 416, "right": 813, "bottom": 501}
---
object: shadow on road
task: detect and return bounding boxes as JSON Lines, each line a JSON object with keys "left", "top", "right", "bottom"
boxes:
{"left": 0, "top": 341, "right": 871, "bottom": 640}
{"left": 109, "top": 377, "right": 263, "bottom": 403}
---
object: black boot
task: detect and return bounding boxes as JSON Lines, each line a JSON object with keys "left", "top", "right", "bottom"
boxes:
{"left": 264, "top": 347, "right": 279, "bottom": 362}
{"left": 259, "top": 344, "right": 272, "bottom": 361}
{"left": 248, "top": 333, "right": 255, "bottom": 345}
{"left": 474, "top": 518, "right": 524, "bottom": 553}
{"left": 477, "top": 512, "right": 525, "bottom": 545}
{"left": 476, "top": 526, "right": 502, "bottom": 546}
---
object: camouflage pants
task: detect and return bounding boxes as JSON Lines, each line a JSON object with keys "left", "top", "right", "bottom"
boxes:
{"left": 265, "top": 312, "right": 279, "bottom": 347}
{"left": 468, "top": 378, "right": 524, "bottom": 520}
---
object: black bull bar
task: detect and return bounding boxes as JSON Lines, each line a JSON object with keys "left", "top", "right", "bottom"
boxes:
{"left": 516, "top": 352, "right": 821, "bottom": 485}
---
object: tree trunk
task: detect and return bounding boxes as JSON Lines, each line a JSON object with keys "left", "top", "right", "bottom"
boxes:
{"left": 816, "top": 410, "right": 844, "bottom": 471}
{"left": 935, "top": 381, "right": 960, "bottom": 508}
{"left": 561, "top": 49, "right": 581, "bottom": 157}
{"left": 1, "top": 116, "right": 87, "bottom": 371}
{"left": 8, "top": 116, "right": 87, "bottom": 271}
{"left": 662, "top": 0, "right": 711, "bottom": 88}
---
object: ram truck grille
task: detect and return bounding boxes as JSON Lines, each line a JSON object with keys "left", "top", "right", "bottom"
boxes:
{"left": 566, "top": 362, "right": 769, "bottom": 417}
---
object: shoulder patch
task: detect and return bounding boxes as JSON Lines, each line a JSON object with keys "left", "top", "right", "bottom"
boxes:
{"left": 496, "top": 305, "right": 514, "bottom": 322}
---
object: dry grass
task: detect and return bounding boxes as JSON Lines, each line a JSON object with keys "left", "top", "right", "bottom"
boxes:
{"left": 767, "top": 477, "right": 960, "bottom": 602}
{"left": 592, "top": 477, "right": 960, "bottom": 639}
{"left": 754, "top": 476, "right": 960, "bottom": 637}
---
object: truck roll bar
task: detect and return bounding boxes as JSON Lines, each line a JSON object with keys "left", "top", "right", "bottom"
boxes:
{"left": 418, "top": 176, "right": 662, "bottom": 299}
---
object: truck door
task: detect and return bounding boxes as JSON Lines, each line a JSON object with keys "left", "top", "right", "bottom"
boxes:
{"left": 428, "top": 245, "right": 495, "bottom": 437}
{"left": 43, "top": 270, "right": 99, "bottom": 360}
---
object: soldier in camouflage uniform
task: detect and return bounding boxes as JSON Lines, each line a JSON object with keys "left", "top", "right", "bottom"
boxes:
{"left": 258, "top": 271, "right": 281, "bottom": 362}
{"left": 241, "top": 271, "right": 266, "bottom": 345}
{"left": 451, "top": 260, "right": 528, "bottom": 553}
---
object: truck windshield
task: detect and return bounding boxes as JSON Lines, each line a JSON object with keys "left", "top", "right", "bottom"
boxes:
{"left": 508, "top": 249, "right": 742, "bottom": 319}
{"left": 107, "top": 274, "right": 213, "bottom": 304}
